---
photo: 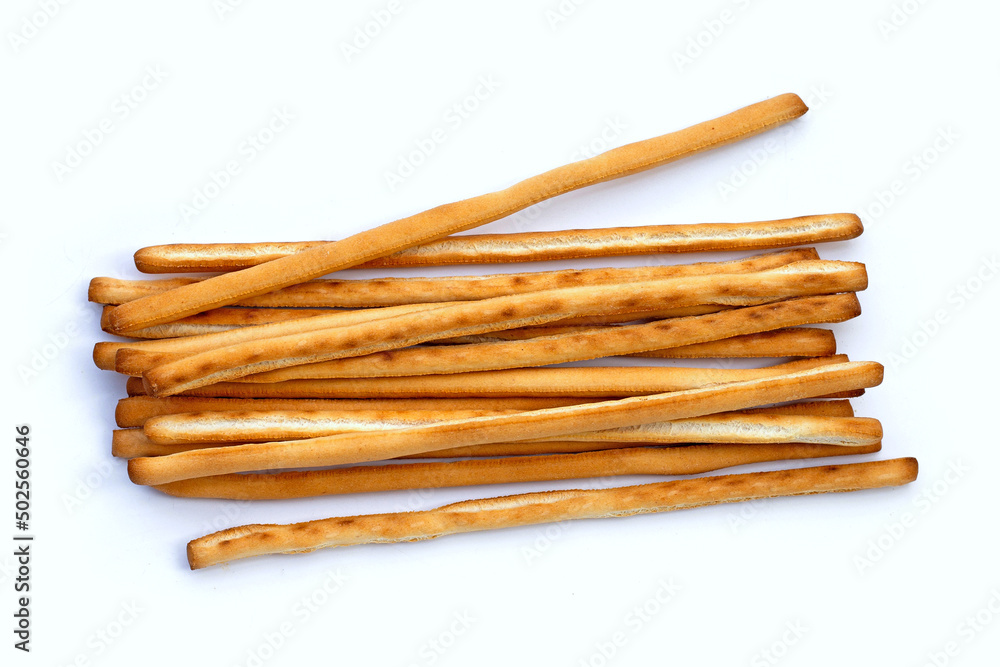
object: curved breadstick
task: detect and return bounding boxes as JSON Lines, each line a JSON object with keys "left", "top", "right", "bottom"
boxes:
{"left": 134, "top": 215, "right": 856, "bottom": 273}
{"left": 107, "top": 94, "right": 809, "bottom": 334}
{"left": 185, "top": 457, "right": 917, "bottom": 568}
{"left": 124, "top": 357, "right": 863, "bottom": 399}
{"left": 126, "top": 360, "right": 883, "bottom": 485}
{"left": 114, "top": 395, "right": 596, "bottom": 428}
{"left": 142, "top": 408, "right": 881, "bottom": 447}
{"left": 97, "top": 248, "right": 817, "bottom": 308}
{"left": 155, "top": 441, "right": 882, "bottom": 501}
{"left": 141, "top": 261, "right": 867, "bottom": 396}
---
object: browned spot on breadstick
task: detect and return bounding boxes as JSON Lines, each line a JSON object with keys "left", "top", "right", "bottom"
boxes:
{"left": 184, "top": 457, "right": 916, "bottom": 568}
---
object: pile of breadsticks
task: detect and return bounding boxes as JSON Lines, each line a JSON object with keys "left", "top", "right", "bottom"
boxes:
{"left": 90, "top": 93, "right": 917, "bottom": 570}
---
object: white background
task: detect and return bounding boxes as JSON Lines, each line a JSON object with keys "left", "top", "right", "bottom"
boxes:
{"left": 2, "top": 1, "right": 998, "bottom": 665}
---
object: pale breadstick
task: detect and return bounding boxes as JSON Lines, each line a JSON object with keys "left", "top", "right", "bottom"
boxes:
{"left": 141, "top": 261, "right": 868, "bottom": 396}
{"left": 155, "top": 441, "right": 883, "bottom": 501}
{"left": 124, "top": 357, "right": 865, "bottom": 399}
{"left": 113, "top": 294, "right": 856, "bottom": 378}
{"left": 134, "top": 214, "right": 856, "bottom": 273}
{"left": 142, "top": 409, "right": 881, "bottom": 447}
{"left": 126, "top": 360, "right": 883, "bottom": 485}
{"left": 185, "top": 457, "right": 917, "bottom": 568}
{"left": 112, "top": 399, "right": 856, "bottom": 458}
{"left": 98, "top": 248, "right": 818, "bottom": 308}
{"left": 107, "top": 94, "right": 809, "bottom": 334}
{"left": 100, "top": 305, "right": 333, "bottom": 339}
{"left": 114, "top": 395, "right": 597, "bottom": 428}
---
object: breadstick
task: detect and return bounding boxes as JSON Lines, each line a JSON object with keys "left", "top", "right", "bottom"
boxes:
{"left": 140, "top": 260, "right": 867, "bottom": 396}
{"left": 112, "top": 399, "right": 856, "bottom": 457}
{"left": 154, "top": 441, "right": 882, "bottom": 501}
{"left": 224, "top": 294, "right": 858, "bottom": 382}
{"left": 93, "top": 302, "right": 447, "bottom": 371}
{"left": 428, "top": 327, "right": 838, "bottom": 359}
{"left": 111, "top": 397, "right": 854, "bottom": 459}
{"left": 126, "top": 360, "right": 883, "bottom": 485}
{"left": 114, "top": 395, "right": 597, "bottom": 428}
{"left": 100, "top": 305, "right": 333, "bottom": 339}
{"left": 98, "top": 248, "right": 817, "bottom": 308}
{"left": 92, "top": 249, "right": 812, "bottom": 370}
{"left": 124, "top": 356, "right": 864, "bottom": 399}
{"left": 107, "top": 94, "right": 808, "bottom": 334}
{"left": 142, "top": 408, "right": 881, "bottom": 447}
{"left": 113, "top": 294, "right": 855, "bottom": 378}
{"left": 92, "top": 248, "right": 814, "bottom": 367}
{"left": 133, "top": 214, "right": 856, "bottom": 273}
{"left": 185, "top": 457, "right": 917, "bottom": 568}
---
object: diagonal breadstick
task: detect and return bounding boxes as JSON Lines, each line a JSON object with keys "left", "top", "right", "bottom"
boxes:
{"left": 141, "top": 408, "right": 881, "bottom": 447}
{"left": 107, "top": 94, "right": 809, "bottom": 334}
{"left": 140, "top": 261, "right": 868, "bottom": 396}
{"left": 126, "top": 360, "right": 883, "bottom": 485}
{"left": 227, "top": 294, "right": 859, "bottom": 382}
{"left": 91, "top": 248, "right": 815, "bottom": 369}
{"left": 113, "top": 395, "right": 600, "bottom": 428}
{"left": 184, "top": 457, "right": 917, "bottom": 568}
{"left": 97, "top": 248, "right": 818, "bottom": 308}
{"left": 123, "top": 357, "right": 865, "bottom": 399}
{"left": 133, "top": 214, "right": 857, "bottom": 273}
{"left": 154, "top": 441, "right": 884, "bottom": 500}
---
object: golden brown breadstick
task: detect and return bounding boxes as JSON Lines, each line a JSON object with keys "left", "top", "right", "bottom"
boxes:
{"left": 100, "top": 305, "right": 334, "bottom": 339}
{"left": 93, "top": 302, "right": 447, "bottom": 371}
{"left": 114, "top": 395, "right": 597, "bottom": 428}
{"left": 113, "top": 295, "right": 855, "bottom": 379}
{"left": 155, "top": 441, "right": 882, "bottom": 500}
{"left": 124, "top": 356, "right": 863, "bottom": 399}
{"left": 99, "top": 248, "right": 817, "bottom": 308}
{"left": 185, "top": 457, "right": 917, "bottom": 568}
{"left": 112, "top": 430, "right": 210, "bottom": 458}
{"left": 635, "top": 327, "right": 835, "bottom": 358}
{"left": 126, "top": 360, "right": 883, "bottom": 485}
{"left": 142, "top": 408, "right": 881, "bottom": 448}
{"left": 226, "top": 294, "right": 858, "bottom": 382}
{"left": 106, "top": 94, "right": 809, "bottom": 333}
{"left": 141, "top": 260, "right": 867, "bottom": 396}
{"left": 134, "top": 214, "right": 856, "bottom": 273}
{"left": 111, "top": 398, "right": 862, "bottom": 459}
